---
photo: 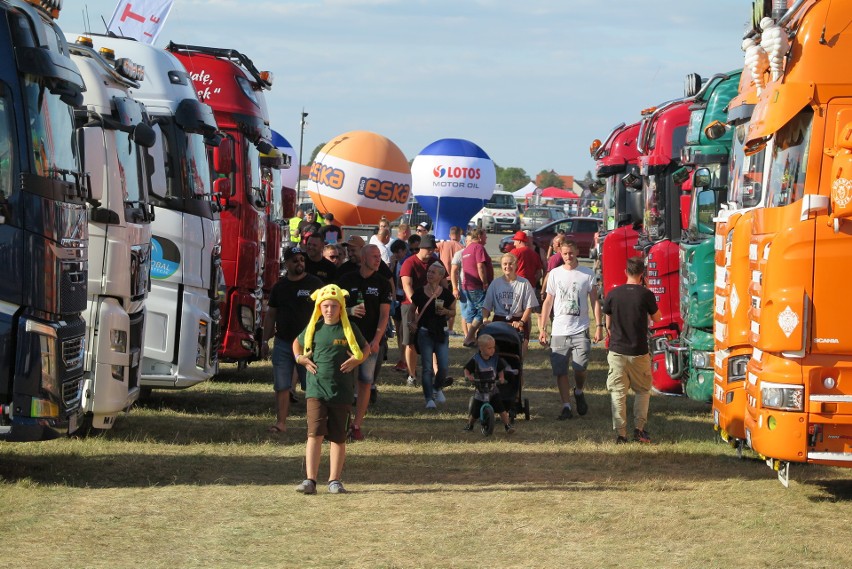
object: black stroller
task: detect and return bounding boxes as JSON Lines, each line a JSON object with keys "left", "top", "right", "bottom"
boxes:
{"left": 476, "top": 321, "right": 530, "bottom": 422}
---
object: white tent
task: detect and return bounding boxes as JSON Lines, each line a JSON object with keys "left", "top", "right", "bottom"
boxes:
{"left": 513, "top": 181, "right": 538, "bottom": 199}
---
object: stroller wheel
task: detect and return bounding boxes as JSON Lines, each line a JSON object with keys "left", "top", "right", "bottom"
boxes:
{"left": 481, "top": 405, "right": 495, "bottom": 436}
{"left": 524, "top": 398, "right": 531, "bottom": 421}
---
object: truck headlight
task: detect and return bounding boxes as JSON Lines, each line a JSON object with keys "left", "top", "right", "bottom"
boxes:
{"left": 728, "top": 355, "right": 749, "bottom": 383}
{"left": 240, "top": 305, "right": 254, "bottom": 332}
{"left": 110, "top": 329, "right": 128, "bottom": 353}
{"left": 761, "top": 383, "right": 804, "bottom": 412}
{"left": 111, "top": 365, "right": 125, "bottom": 381}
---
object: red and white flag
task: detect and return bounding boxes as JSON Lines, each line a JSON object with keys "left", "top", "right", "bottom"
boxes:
{"left": 107, "top": 0, "right": 175, "bottom": 45}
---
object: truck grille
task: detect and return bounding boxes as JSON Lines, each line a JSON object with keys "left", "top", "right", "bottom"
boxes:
{"left": 62, "top": 377, "right": 82, "bottom": 412}
{"left": 58, "top": 261, "right": 87, "bottom": 315}
{"left": 62, "top": 336, "right": 85, "bottom": 372}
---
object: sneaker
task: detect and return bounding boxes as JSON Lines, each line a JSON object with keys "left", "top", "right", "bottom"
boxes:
{"left": 504, "top": 424, "right": 516, "bottom": 434}
{"left": 557, "top": 406, "right": 573, "bottom": 420}
{"left": 425, "top": 399, "right": 437, "bottom": 410}
{"left": 394, "top": 362, "right": 408, "bottom": 373}
{"left": 443, "top": 377, "right": 454, "bottom": 388}
{"left": 575, "top": 391, "right": 588, "bottom": 416}
{"left": 633, "top": 428, "right": 652, "bottom": 444}
{"left": 407, "top": 375, "right": 416, "bottom": 387}
{"left": 369, "top": 388, "right": 378, "bottom": 405}
{"left": 296, "top": 479, "right": 317, "bottom": 494}
{"left": 463, "top": 423, "right": 474, "bottom": 432}
{"left": 349, "top": 425, "right": 364, "bottom": 441}
{"left": 433, "top": 390, "right": 446, "bottom": 404}
{"left": 327, "top": 480, "right": 347, "bottom": 494}
{"left": 616, "top": 435, "right": 629, "bottom": 445}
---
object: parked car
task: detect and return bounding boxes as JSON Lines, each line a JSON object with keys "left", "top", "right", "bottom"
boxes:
{"left": 531, "top": 217, "right": 601, "bottom": 259}
{"left": 521, "top": 207, "right": 558, "bottom": 231}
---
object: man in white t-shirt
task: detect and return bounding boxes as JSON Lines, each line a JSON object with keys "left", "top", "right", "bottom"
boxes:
{"left": 538, "top": 241, "right": 603, "bottom": 420}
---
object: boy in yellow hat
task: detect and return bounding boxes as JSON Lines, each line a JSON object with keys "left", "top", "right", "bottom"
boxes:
{"left": 293, "top": 284, "right": 369, "bottom": 494}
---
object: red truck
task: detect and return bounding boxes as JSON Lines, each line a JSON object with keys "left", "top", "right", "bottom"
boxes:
{"left": 169, "top": 44, "right": 276, "bottom": 365}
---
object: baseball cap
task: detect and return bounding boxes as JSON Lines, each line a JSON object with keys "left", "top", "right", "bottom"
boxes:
{"left": 417, "top": 221, "right": 429, "bottom": 230}
{"left": 283, "top": 246, "right": 305, "bottom": 261}
{"left": 346, "top": 235, "right": 365, "bottom": 247}
{"left": 513, "top": 230, "right": 528, "bottom": 242}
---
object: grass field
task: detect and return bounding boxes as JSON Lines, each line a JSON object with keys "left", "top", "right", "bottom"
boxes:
{"left": 1, "top": 335, "right": 851, "bottom": 568}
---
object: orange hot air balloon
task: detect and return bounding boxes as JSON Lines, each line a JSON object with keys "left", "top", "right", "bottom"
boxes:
{"left": 307, "top": 130, "right": 411, "bottom": 226}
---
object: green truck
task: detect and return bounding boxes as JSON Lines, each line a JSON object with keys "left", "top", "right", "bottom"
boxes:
{"left": 664, "top": 71, "right": 740, "bottom": 402}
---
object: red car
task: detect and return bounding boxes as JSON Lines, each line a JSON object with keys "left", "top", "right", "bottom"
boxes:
{"left": 531, "top": 217, "right": 601, "bottom": 259}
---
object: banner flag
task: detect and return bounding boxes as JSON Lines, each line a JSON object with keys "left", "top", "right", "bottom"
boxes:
{"left": 107, "top": 0, "right": 175, "bottom": 45}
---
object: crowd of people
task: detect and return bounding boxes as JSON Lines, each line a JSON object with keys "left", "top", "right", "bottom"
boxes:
{"left": 270, "top": 210, "right": 661, "bottom": 494}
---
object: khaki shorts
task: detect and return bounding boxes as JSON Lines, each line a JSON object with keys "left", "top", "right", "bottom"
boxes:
{"left": 400, "top": 303, "right": 414, "bottom": 346}
{"left": 306, "top": 398, "right": 351, "bottom": 444}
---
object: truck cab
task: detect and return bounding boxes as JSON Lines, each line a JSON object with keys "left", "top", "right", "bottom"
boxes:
{"left": 742, "top": 0, "right": 852, "bottom": 482}
{"left": 67, "top": 37, "right": 155, "bottom": 432}
{"left": 88, "top": 35, "right": 227, "bottom": 390}
{"left": 590, "top": 121, "right": 643, "bottom": 298}
{"left": 637, "top": 99, "right": 692, "bottom": 394}
{"left": 169, "top": 44, "right": 275, "bottom": 365}
{"left": 663, "top": 71, "right": 740, "bottom": 402}
{"left": 0, "top": 0, "right": 89, "bottom": 440}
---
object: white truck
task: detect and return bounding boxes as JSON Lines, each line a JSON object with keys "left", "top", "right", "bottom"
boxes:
{"left": 469, "top": 188, "right": 520, "bottom": 233}
{"left": 87, "top": 34, "right": 228, "bottom": 391}
{"left": 67, "top": 37, "right": 155, "bottom": 432}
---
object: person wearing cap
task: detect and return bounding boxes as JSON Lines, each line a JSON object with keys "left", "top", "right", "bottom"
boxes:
{"left": 337, "top": 235, "right": 365, "bottom": 276}
{"left": 293, "top": 285, "right": 369, "bottom": 495}
{"left": 510, "top": 230, "right": 543, "bottom": 290}
{"left": 318, "top": 212, "right": 344, "bottom": 244}
{"left": 337, "top": 244, "right": 392, "bottom": 439}
{"left": 262, "top": 247, "right": 323, "bottom": 434}
{"left": 460, "top": 227, "right": 493, "bottom": 347}
{"left": 416, "top": 221, "right": 430, "bottom": 236}
{"left": 399, "top": 234, "right": 442, "bottom": 386}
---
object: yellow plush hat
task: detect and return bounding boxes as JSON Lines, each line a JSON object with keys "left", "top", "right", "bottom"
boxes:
{"left": 303, "top": 284, "right": 364, "bottom": 360}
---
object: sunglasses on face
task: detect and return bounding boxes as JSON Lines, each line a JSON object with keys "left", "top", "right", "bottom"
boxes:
{"left": 327, "top": 255, "right": 339, "bottom": 260}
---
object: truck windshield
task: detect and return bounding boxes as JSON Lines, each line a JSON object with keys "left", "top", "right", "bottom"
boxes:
{"left": 184, "top": 132, "right": 212, "bottom": 198}
{"left": 765, "top": 108, "right": 813, "bottom": 208}
{"left": 115, "top": 132, "right": 145, "bottom": 205}
{"left": 728, "top": 123, "right": 766, "bottom": 208}
{"left": 643, "top": 174, "right": 665, "bottom": 241}
{"left": 688, "top": 162, "right": 724, "bottom": 238}
{"left": 603, "top": 175, "right": 617, "bottom": 231}
{"left": 23, "top": 75, "right": 78, "bottom": 180}
{"left": 485, "top": 193, "right": 516, "bottom": 209}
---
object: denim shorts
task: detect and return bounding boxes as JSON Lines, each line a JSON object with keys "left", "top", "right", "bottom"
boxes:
{"left": 549, "top": 331, "right": 590, "bottom": 376}
{"left": 272, "top": 337, "right": 306, "bottom": 392}
{"left": 461, "top": 288, "right": 486, "bottom": 324}
{"left": 357, "top": 351, "right": 380, "bottom": 385}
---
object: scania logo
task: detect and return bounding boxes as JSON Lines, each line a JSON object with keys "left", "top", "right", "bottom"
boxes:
{"left": 432, "top": 165, "right": 482, "bottom": 180}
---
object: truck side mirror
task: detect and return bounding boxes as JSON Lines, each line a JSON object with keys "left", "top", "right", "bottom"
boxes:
{"left": 672, "top": 166, "right": 690, "bottom": 186}
{"left": 79, "top": 126, "right": 105, "bottom": 204}
{"left": 695, "top": 187, "right": 719, "bottom": 234}
{"left": 693, "top": 167, "right": 712, "bottom": 189}
{"left": 213, "top": 177, "right": 231, "bottom": 209}
{"left": 214, "top": 138, "right": 233, "bottom": 174}
{"left": 131, "top": 123, "right": 156, "bottom": 149}
{"left": 704, "top": 120, "right": 728, "bottom": 140}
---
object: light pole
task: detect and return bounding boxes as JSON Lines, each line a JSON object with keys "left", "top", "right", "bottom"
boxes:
{"left": 297, "top": 109, "right": 308, "bottom": 205}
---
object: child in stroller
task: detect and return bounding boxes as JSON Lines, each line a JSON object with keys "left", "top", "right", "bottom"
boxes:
{"left": 463, "top": 334, "right": 516, "bottom": 435}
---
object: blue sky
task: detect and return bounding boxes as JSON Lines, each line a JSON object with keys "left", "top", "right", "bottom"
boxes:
{"left": 60, "top": 0, "right": 749, "bottom": 180}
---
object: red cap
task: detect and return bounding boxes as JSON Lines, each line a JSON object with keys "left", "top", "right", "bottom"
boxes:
{"left": 512, "top": 230, "right": 528, "bottom": 242}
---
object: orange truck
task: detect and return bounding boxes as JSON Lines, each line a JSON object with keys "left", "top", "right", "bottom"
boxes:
{"left": 711, "top": 65, "right": 768, "bottom": 453}
{"left": 742, "top": 0, "right": 852, "bottom": 484}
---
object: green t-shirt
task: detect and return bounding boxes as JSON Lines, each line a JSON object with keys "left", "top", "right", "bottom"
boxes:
{"left": 298, "top": 321, "right": 366, "bottom": 404}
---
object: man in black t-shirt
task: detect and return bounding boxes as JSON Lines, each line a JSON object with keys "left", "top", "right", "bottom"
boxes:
{"left": 304, "top": 233, "right": 337, "bottom": 283}
{"left": 336, "top": 244, "right": 392, "bottom": 441}
{"left": 298, "top": 210, "right": 322, "bottom": 245}
{"left": 262, "top": 247, "right": 323, "bottom": 434}
{"left": 601, "top": 256, "right": 662, "bottom": 444}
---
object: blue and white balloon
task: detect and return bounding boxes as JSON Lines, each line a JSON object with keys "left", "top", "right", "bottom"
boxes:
{"left": 411, "top": 138, "right": 496, "bottom": 240}
{"left": 271, "top": 130, "right": 298, "bottom": 190}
